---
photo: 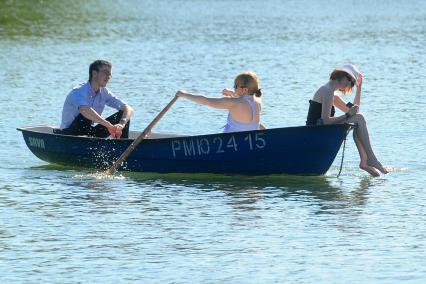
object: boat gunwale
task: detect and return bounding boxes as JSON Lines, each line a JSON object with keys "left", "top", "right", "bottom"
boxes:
{"left": 17, "top": 123, "right": 354, "bottom": 143}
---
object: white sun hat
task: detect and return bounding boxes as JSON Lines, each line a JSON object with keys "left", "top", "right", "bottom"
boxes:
{"left": 341, "top": 64, "right": 361, "bottom": 81}
{"left": 330, "top": 64, "right": 361, "bottom": 82}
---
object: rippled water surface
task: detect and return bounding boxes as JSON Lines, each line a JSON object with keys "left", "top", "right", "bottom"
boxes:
{"left": 1, "top": 0, "right": 426, "bottom": 282}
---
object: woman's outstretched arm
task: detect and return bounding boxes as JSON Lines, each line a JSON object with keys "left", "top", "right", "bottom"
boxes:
{"left": 176, "top": 90, "right": 237, "bottom": 110}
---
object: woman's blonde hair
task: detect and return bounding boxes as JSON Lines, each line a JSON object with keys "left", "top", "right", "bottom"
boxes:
{"left": 234, "top": 71, "right": 262, "bottom": 97}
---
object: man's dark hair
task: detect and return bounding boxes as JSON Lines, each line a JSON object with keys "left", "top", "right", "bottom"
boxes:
{"left": 89, "top": 60, "right": 112, "bottom": 81}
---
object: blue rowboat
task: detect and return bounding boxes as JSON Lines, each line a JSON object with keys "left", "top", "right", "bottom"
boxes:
{"left": 17, "top": 124, "right": 352, "bottom": 175}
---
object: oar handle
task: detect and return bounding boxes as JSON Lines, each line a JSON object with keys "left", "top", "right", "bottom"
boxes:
{"left": 108, "top": 96, "right": 179, "bottom": 175}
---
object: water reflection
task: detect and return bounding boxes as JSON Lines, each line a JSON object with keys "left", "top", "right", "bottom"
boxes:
{"left": 22, "top": 165, "right": 125, "bottom": 214}
{"left": 27, "top": 164, "right": 378, "bottom": 216}
{"left": 315, "top": 176, "right": 376, "bottom": 214}
{"left": 0, "top": 0, "right": 107, "bottom": 38}
{"left": 122, "top": 171, "right": 376, "bottom": 212}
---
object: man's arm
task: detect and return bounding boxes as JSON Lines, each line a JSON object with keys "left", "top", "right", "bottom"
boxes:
{"left": 78, "top": 106, "right": 116, "bottom": 136}
{"left": 111, "top": 104, "right": 134, "bottom": 139}
{"left": 117, "top": 104, "right": 134, "bottom": 127}
{"left": 78, "top": 106, "right": 112, "bottom": 127}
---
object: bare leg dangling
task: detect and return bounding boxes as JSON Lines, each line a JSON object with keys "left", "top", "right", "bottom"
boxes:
{"left": 348, "top": 113, "right": 388, "bottom": 174}
{"left": 353, "top": 131, "right": 380, "bottom": 177}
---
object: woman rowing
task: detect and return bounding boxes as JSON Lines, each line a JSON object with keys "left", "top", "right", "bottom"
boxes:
{"left": 176, "top": 71, "right": 263, "bottom": 133}
{"left": 306, "top": 64, "right": 388, "bottom": 176}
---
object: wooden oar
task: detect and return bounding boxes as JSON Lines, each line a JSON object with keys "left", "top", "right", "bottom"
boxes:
{"left": 108, "top": 96, "right": 179, "bottom": 175}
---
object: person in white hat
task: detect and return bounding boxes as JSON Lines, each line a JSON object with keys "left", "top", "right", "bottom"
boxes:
{"left": 306, "top": 64, "right": 388, "bottom": 176}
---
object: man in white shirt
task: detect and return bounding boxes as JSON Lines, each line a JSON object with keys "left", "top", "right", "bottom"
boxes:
{"left": 58, "top": 60, "right": 134, "bottom": 138}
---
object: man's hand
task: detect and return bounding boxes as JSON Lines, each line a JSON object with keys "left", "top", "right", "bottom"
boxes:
{"left": 113, "top": 124, "right": 124, "bottom": 139}
{"left": 106, "top": 122, "right": 117, "bottom": 138}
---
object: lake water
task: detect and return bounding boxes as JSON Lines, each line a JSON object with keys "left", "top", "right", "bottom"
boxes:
{"left": 1, "top": 0, "right": 426, "bottom": 282}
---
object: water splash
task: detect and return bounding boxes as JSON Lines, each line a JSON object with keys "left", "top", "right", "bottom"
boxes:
{"left": 73, "top": 171, "right": 126, "bottom": 181}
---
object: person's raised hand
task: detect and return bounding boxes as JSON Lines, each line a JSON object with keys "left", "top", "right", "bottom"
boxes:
{"left": 222, "top": 88, "right": 237, "bottom": 97}
{"left": 356, "top": 73, "right": 363, "bottom": 87}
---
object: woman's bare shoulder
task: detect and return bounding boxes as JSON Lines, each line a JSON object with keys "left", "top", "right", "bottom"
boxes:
{"left": 314, "top": 84, "right": 333, "bottom": 101}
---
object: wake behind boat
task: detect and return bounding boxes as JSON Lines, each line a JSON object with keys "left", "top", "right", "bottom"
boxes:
{"left": 17, "top": 124, "right": 352, "bottom": 175}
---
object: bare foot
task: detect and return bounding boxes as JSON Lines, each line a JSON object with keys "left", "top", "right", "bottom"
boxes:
{"left": 360, "top": 163, "right": 380, "bottom": 177}
{"left": 367, "top": 159, "right": 389, "bottom": 174}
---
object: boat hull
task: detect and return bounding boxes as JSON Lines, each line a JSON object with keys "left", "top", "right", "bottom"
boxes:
{"left": 17, "top": 125, "right": 351, "bottom": 175}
